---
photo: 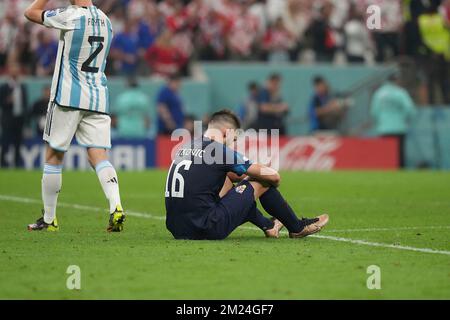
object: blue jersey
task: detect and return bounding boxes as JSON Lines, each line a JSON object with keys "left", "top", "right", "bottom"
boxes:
{"left": 156, "top": 85, "right": 185, "bottom": 134}
{"left": 43, "top": 5, "right": 113, "bottom": 114}
{"left": 165, "top": 138, "right": 252, "bottom": 234}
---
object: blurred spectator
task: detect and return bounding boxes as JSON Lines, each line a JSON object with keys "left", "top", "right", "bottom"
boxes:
{"left": 166, "top": 1, "right": 196, "bottom": 72}
{"left": 183, "top": 114, "right": 196, "bottom": 135}
{"left": 256, "top": 73, "right": 289, "bottom": 135}
{"left": 359, "top": 0, "right": 403, "bottom": 63}
{"left": 159, "top": 0, "right": 180, "bottom": 17}
{"left": 0, "top": 63, "right": 28, "bottom": 167}
{"left": 417, "top": 3, "right": 450, "bottom": 104}
{"left": 238, "top": 81, "right": 260, "bottom": 129}
{"left": 343, "top": 4, "right": 373, "bottom": 63}
{"left": 371, "top": 74, "right": 417, "bottom": 168}
{"left": 197, "top": 7, "right": 233, "bottom": 60}
{"left": 263, "top": 18, "right": 296, "bottom": 63}
{"left": 227, "top": 1, "right": 261, "bottom": 60}
{"left": 145, "top": 30, "right": 188, "bottom": 78}
{"left": 308, "top": 76, "right": 347, "bottom": 132}
{"left": 29, "top": 85, "right": 51, "bottom": 137}
{"left": 0, "top": 10, "right": 20, "bottom": 71}
{"left": 156, "top": 74, "right": 185, "bottom": 135}
{"left": 281, "top": 0, "right": 311, "bottom": 61}
{"left": 249, "top": 0, "right": 270, "bottom": 35}
{"left": 113, "top": 77, "right": 151, "bottom": 138}
{"left": 35, "top": 30, "right": 58, "bottom": 76}
{"left": 110, "top": 18, "right": 140, "bottom": 76}
{"left": 306, "top": 1, "right": 337, "bottom": 62}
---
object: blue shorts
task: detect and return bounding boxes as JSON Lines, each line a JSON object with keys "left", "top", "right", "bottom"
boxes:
{"left": 203, "top": 181, "right": 256, "bottom": 240}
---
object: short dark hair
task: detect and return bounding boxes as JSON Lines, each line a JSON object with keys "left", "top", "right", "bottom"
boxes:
{"left": 269, "top": 73, "right": 281, "bottom": 81}
{"left": 313, "top": 75, "right": 325, "bottom": 85}
{"left": 248, "top": 81, "right": 259, "bottom": 91}
{"left": 168, "top": 73, "right": 181, "bottom": 82}
{"left": 209, "top": 109, "right": 241, "bottom": 129}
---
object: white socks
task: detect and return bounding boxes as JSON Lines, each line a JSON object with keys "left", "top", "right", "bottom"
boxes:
{"left": 42, "top": 164, "right": 62, "bottom": 224}
{"left": 95, "top": 160, "right": 122, "bottom": 213}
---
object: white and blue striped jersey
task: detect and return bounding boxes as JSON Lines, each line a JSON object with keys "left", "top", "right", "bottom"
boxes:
{"left": 43, "top": 5, "right": 113, "bottom": 114}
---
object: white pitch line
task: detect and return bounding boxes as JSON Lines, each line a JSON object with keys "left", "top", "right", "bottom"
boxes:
{"left": 1, "top": 194, "right": 450, "bottom": 256}
{"left": 325, "top": 226, "right": 450, "bottom": 233}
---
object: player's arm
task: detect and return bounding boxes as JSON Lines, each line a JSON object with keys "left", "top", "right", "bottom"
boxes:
{"left": 157, "top": 103, "right": 177, "bottom": 130}
{"left": 24, "top": 0, "right": 49, "bottom": 24}
{"left": 246, "top": 163, "right": 281, "bottom": 188}
{"left": 227, "top": 172, "right": 246, "bottom": 183}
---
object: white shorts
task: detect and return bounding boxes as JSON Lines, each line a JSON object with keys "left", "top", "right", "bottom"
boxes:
{"left": 43, "top": 103, "right": 111, "bottom": 152}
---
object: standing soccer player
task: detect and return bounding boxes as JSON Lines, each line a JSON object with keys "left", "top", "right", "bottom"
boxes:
{"left": 24, "top": 0, "right": 125, "bottom": 232}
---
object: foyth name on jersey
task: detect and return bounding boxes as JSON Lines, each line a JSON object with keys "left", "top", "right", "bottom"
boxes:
{"left": 88, "top": 17, "right": 106, "bottom": 27}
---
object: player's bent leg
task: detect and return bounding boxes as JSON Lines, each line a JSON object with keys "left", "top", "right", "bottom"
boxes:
{"left": 250, "top": 181, "right": 329, "bottom": 238}
{"left": 204, "top": 181, "right": 275, "bottom": 240}
{"left": 219, "top": 177, "right": 234, "bottom": 198}
{"left": 87, "top": 148, "right": 125, "bottom": 232}
{"left": 28, "top": 145, "right": 64, "bottom": 231}
{"left": 246, "top": 180, "right": 284, "bottom": 238}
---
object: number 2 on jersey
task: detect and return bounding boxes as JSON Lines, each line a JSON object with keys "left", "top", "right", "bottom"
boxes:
{"left": 81, "top": 36, "right": 104, "bottom": 73}
{"left": 165, "top": 160, "right": 192, "bottom": 198}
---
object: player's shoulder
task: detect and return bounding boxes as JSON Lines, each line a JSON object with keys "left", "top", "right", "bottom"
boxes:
{"left": 45, "top": 5, "right": 82, "bottom": 18}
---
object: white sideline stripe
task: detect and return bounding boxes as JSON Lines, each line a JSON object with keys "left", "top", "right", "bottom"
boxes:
{"left": 325, "top": 226, "right": 450, "bottom": 233}
{"left": 1, "top": 194, "right": 450, "bottom": 256}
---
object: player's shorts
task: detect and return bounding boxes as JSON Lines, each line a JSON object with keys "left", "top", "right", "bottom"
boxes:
{"left": 203, "top": 180, "right": 257, "bottom": 240}
{"left": 43, "top": 102, "right": 111, "bottom": 152}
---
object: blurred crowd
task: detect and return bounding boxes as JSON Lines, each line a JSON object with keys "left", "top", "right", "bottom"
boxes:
{"left": 0, "top": 0, "right": 448, "bottom": 167}
{"left": 1, "top": 0, "right": 449, "bottom": 78}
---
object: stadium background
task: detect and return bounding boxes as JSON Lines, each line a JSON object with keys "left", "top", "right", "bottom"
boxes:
{"left": 1, "top": 0, "right": 450, "bottom": 301}
{"left": 0, "top": 0, "right": 449, "bottom": 170}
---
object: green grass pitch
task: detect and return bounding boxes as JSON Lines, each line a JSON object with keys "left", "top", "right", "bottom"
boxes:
{"left": 0, "top": 170, "right": 449, "bottom": 299}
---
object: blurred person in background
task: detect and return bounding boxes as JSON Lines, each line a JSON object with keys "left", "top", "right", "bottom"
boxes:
{"left": 34, "top": 30, "right": 58, "bottom": 76}
{"left": 306, "top": 1, "right": 337, "bottom": 63}
{"left": 196, "top": 6, "right": 233, "bottom": 60}
{"left": 358, "top": 0, "right": 403, "bottom": 63}
{"left": 156, "top": 74, "right": 185, "bottom": 135}
{"left": 256, "top": 73, "right": 289, "bottom": 135}
{"left": 145, "top": 30, "right": 188, "bottom": 78}
{"left": 29, "top": 85, "right": 51, "bottom": 137}
{"left": 110, "top": 18, "right": 140, "bottom": 76}
{"left": 308, "top": 76, "right": 348, "bottom": 133}
{"left": 165, "top": 0, "right": 197, "bottom": 75}
{"left": 280, "top": 0, "right": 312, "bottom": 61}
{"left": 0, "top": 9, "right": 20, "bottom": 72}
{"left": 417, "top": 2, "right": 450, "bottom": 104}
{"left": 113, "top": 77, "right": 151, "bottom": 138}
{"left": 238, "top": 81, "right": 260, "bottom": 129}
{"left": 227, "top": 0, "right": 261, "bottom": 60}
{"left": 0, "top": 63, "right": 28, "bottom": 167}
{"left": 183, "top": 114, "right": 196, "bottom": 135}
{"left": 262, "top": 17, "right": 296, "bottom": 63}
{"left": 343, "top": 4, "right": 373, "bottom": 63}
{"left": 371, "top": 74, "right": 417, "bottom": 168}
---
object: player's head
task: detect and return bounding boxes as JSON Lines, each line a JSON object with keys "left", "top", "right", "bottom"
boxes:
{"left": 207, "top": 109, "right": 241, "bottom": 147}
{"left": 168, "top": 74, "right": 181, "bottom": 91}
{"left": 313, "top": 75, "right": 328, "bottom": 95}
{"left": 267, "top": 73, "right": 281, "bottom": 92}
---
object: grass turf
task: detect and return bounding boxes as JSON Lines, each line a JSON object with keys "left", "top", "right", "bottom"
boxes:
{"left": 0, "top": 170, "right": 449, "bottom": 299}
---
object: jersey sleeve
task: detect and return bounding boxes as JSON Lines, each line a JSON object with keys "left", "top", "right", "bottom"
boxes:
{"left": 223, "top": 145, "right": 252, "bottom": 176}
{"left": 42, "top": 7, "right": 81, "bottom": 31}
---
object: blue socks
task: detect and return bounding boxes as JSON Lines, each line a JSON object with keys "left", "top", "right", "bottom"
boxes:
{"left": 259, "top": 187, "right": 302, "bottom": 233}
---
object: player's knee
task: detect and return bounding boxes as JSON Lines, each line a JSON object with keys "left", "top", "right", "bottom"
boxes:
{"left": 249, "top": 180, "right": 270, "bottom": 199}
{"left": 87, "top": 148, "right": 108, "bottom": 167}
{"left": 45, "top": 145, "right": 65, "bottom": 164}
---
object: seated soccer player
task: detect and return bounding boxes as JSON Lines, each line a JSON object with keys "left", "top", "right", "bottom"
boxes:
{"left": 164, "top": 109, "right": 329, "bottom": 240}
